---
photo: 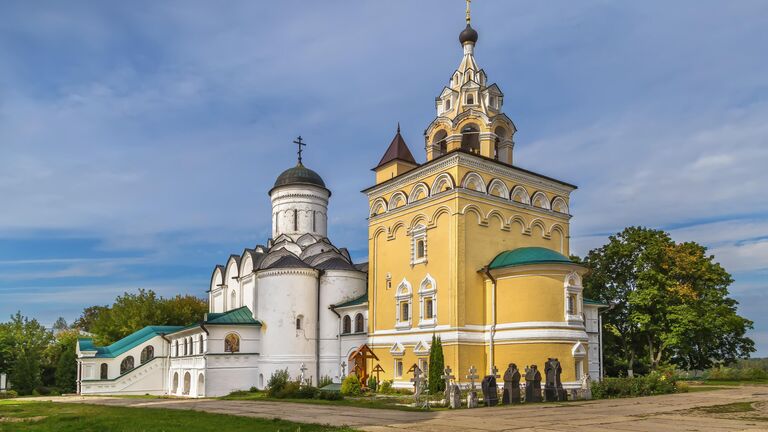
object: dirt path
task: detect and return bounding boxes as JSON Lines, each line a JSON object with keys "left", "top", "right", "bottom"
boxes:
{"left": 29, "top": 385, "right": 768, "bottom": 431}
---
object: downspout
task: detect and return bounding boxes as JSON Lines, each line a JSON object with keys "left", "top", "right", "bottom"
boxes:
{"left": 329, "top": 304, "right": 342, "bottom": 380}
{"left": 483, "top": 266, "right": 497, "bottom": 375}
{"left": 316, "top": 269, "right": 325, "bottom": 386}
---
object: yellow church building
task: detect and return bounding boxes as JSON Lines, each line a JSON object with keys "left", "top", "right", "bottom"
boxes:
{"left": 363, "top": 5, "right": 606, "bottom": 389}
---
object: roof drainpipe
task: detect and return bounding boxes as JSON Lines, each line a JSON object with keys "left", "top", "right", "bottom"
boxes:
{"left": 483, "top": 266, "right": 497, "bottom": 375}
{"left": 160, "top": 333, "right": 172, "bottom": 395}
{"left": 316, "top": 269, "right": 325, "bottom": 386}
{"left": 329, "top": 304, "right": 342, "bottom": 381}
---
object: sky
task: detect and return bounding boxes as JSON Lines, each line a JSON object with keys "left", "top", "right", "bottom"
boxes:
{"left": 0, "top": 1, "right": 766, "bottom": 356}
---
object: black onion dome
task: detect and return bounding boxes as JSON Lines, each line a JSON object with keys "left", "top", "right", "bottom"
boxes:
{"left": 273, "top": 163, "right": 326, "bottom": 188}
{"left": 459, "top": 24, "right": 478, "bottom": 45}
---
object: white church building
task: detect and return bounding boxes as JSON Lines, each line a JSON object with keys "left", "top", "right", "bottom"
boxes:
{"left": 76, "top": 158, "right": 369, "bottom": 397}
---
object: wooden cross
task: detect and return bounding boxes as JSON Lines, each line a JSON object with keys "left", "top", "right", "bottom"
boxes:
{"left": 293, "top": 136, "right": 307, "bottom": 164}
{"left": 491, "top": 365, "right": 500, "bottom": 379}
{"left": 442, "top": 366, "right": 455, "bottom": 400}
{"left": 466, "top": 365, "right": 479, "bottom": 391}
{"left": 372, "top": 364, "right": 385, "bottom": 382}
{"left": 409, "top": 364, "right": 424, "bottom": 397}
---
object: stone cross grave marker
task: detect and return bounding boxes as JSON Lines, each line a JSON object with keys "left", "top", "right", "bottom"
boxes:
{"left": 441, "top": 366, "right": 455, "bottom": 403}
{"left": 466, "top": 365, "right": 479, "bottom": 408}
{"left": 299, "top": 363, "right": 308, "bottom": 386}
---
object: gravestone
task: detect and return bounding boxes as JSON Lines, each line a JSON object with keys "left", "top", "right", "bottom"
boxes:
{"left": 524, "top": 365, "right": 542, "bottom": 402}
{"left": 481, "top": 375, "right": 499, "bottom": 407}
{"left": 441, "top": 366, "right": 455, "bottom": 404}
{"left": 449, "top": 383, "right": 462, "bottom": 409}
{"left": 465, "top": 365, "right": 479, "bottom": 408}
{"left": 502, "top": 363, "right": 521, "bottom": 404}
{"left": 410, "top": 364, "right": 425, "bottom": 403}
{"left": 544, "top": 358, "right": 566, "bottom": 402}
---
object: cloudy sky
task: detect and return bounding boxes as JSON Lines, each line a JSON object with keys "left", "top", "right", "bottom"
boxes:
{"left": 1, "top": 1, "right": 766, "bottom": 355}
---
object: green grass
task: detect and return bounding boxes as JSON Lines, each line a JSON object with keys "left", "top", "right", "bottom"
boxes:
{"left": 220, "top": 390, "right": 433, "bottom": 411}
{"left": 695, "top": 401, "right": 756, "bottom": 414}
{"left": 685, "top": 385, "right": 730, "bottom": 393}
{"left": 0, "top": 401, "right": 357, "bottom": 432}
{"left": 701, "top": 379, "right": 768, "bottom": 386}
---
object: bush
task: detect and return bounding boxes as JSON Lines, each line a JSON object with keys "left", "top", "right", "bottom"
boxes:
{"left": 0, "top": 390, "right": 19, "bottom": 399}
{"left": 341, "top": 374, "right": 362, "bottom": 396}
{"left": 705, "top": 367, "right": 768, "bottom": 381}
{"left": 34, "top": 386, "right": 53, "bottom": 396}
{"left": 266, "top": 369, "right": 290, "bottom": 397}
{"left": 591, "top": 370, "right": 679, "bottom": 399}
{"left": 249, "top": 386, "right": 259, "bottom": 392}
{"left": 318, "top": 375, "right": 334, "bottom": 388}
{"left": 367, "top": 375, "right": 378, "bottom": 392}
{"left": 378, "top": 379, "right": 393, "bottom": 394}
{"left": 317, "top": 390, "right": 343, "bottom": 400}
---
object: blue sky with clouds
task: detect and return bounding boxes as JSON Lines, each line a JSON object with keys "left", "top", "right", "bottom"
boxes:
{"left": 1, "top": 1, "right": 766, "bottom": 355}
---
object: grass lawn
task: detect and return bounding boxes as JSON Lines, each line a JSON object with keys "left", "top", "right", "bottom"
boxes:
{"left": 701, "top": 379, "right": 768, "bottom": 386}
{"left": 695, "top": 401, "right": 756, "bottom": 414}
{"left": 0, "top": 401, "right": 357, "bottom": 432}
{"left": 221, "top": 390, "right": 435, "bottom": 411}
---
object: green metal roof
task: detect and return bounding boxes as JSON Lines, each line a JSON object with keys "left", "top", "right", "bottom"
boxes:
{"left": 204, "top": 306, "right": 262, "bottom": 326}
{"left": 334, "top": 292, "right": 368, "bottom": 309}
{"left": 583, "top": 298, "right": 609, "bottom": 307}
{"left": 489, "top": 247, "right": 574, "bottom": 270}
{"left": 77, "top": 325, "right": 184, "bottom": 358}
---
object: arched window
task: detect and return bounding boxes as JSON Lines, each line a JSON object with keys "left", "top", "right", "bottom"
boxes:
{"left": 230, "top": 290, "right": 237, "bottom": 309}
{"left": 444, "top": 99, "right": 451, "bottom": 111}
{"left": 100, "top": 363, "right": 108, "bottom": 380}
{"left": 174, "top": 340, "right": 178, "bottom": 357}
{"left": 140, "top": 345, "right": 154, "bottom": 364}
{"left": 342, "top": 315, "right": 351, "bottom": 334}
{"left": 466, "top": 93, "right": 474, "bottom": 104}
{"left": 416, "top": 240, "right": 425, "bottom": 259}
{"left": 433, "top": 130, "right": 448, "bottom": 156}
{"left": 183, "top": 372, "right": 191, "bottom": 395}
{"left": 120, "top": 356, "right": 134, "bottom": 374}
{"left": 354, "top": 313, "right": 364, "bottom": 333}
{"left": 183, "top": 338, "right": 188, "bottom": 356}
{"left": 172, "top": 372, "right": 179, "bottom": 394}
{"left": 224, "top": 333, "right": 240, "bottom": 353}
{"left": 296, "top": 315, "right": 303, "bottom": 330}
{"left": 461, "top": 124, "right": 480, "bottom": 154}
{"left": 198, "top": 334, "right": 204, "bottom": 354}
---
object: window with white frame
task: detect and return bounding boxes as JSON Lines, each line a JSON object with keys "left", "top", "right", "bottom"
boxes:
{"left": 418, "top": 357, "right": 429, "bottom": 375}
{"left": 394, "top": 359, "right": 404, "bottom": 378}
{"left": 395, "top": 279, "right": 412, "bottom": 329}
{"left": 564, "top": 272, "right": 583, "bottom": 323}
{"left": 418, "top": 275, "right": 437, "bottom": 327}
{"left": 411, "top": 225, "right": 427, "bottom": 265}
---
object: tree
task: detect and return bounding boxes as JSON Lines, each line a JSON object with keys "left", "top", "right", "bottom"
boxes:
{"left": 48, "top": 329, "right": 81, "bottom": 393}
{"left": 52, "top": 317, "right": 69, "bottom": 332}
{"left": 73, "top": 305, "right": 108, "bottom": 333}
{"left": 428, "top": 334, "right": 445, "bottom": 396}
{"left": 88, "top": 289, "right": 207, "bottom": 345}
{"left": 4, "top": 312, "right": 52, "bottom": 394}
{"left": 582, "top": 227, "right": 754, "bottom": 376}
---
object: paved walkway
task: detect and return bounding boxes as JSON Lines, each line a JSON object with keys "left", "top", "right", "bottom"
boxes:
{"left": 32, "top": 385, "right": 768, "bottom": 431}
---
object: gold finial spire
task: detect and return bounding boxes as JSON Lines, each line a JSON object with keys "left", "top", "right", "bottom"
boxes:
{"left": 466, "top": 0, "right": 471, "bottom": 24}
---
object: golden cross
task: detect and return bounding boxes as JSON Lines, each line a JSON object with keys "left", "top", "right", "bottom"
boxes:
{"left": 466, "top": 0, "right": 471, "bottom": 24}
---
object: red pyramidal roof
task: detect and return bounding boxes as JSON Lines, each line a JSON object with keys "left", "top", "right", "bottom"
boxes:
{"left": 376, "top": 124, "right": 417, "bottom": 169}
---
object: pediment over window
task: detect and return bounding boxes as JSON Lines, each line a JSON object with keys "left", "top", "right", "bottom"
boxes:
{"left": 413, "top": 340, "right": 431, "bottom": 355}
{"left": 572, "top": 342, "right": 586, "bottom": 358}
{"left": 390, "top": 342, "right": 405, "bottom": 356}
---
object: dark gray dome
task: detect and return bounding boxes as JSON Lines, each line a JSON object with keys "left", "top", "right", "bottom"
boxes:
{"left": 272, "top": 163, "right": 326, "bottom": 190}
{"left": 459, "top": 24, "right": 478, "bottom": 44}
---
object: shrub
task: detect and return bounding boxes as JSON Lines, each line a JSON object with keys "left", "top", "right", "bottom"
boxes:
{"left": 341, "top": 374, "right": 362, "bottom": 396}
{"left": 379, "top": 380, "right": 393, "bottom": 394}
{"left": 266, "top": 369, "right": 290, "bottom": 397}
{"left": 591, "top": 370, "right": 679, "bottom": 399}
{"left": 34, "top": 386, "right": 52, "bottom": 396}
{"left": 318, "top": 375, "right": 334, "bottom": 388}
{"left": 249, "top": 386, "right": 259, "bottom": 392}
{"left": 367, "top": 375, "right": 378, "bottom": 392}
{"left": 317, "top": 390, "right": 343, "bottom": 400}
{"left": 0, "top": 390, "right": 19, "bottom": 399}
{"left": 705, "top": 367, "right": 768, "bottom": 381}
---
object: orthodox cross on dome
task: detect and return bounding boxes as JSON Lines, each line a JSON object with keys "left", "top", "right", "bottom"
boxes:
{"left": 293, "top": 136, "right": 307, "bottom": 165}
{"left": 465, "top": 0, "right": 471, "bottom": 24}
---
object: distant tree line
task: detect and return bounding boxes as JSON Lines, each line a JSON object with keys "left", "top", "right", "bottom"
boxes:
{"left": 0, "top": 289, "right": 206, "bottom": 395}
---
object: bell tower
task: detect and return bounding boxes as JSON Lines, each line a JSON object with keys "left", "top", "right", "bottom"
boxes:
{"left": 424, "top": 0, "right": 516, "bottom": 164}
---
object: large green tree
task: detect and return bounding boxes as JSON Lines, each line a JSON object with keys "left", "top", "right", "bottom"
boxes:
{"left": 582, "top": 227, "right": 754, "bottom": 376}
{"left": 3, "top": 312, "right": 53, "bottom": 394}
{"left": 85, "top": 289, "right": 208, "bottom": 345}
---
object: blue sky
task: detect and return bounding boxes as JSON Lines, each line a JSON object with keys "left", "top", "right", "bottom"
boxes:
{"left": 1, "top": 1, "right": 766, "bottom": 356}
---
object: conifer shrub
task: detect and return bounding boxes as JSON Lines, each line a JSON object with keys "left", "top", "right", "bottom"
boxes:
{"left": 266, "top": 369, "right": 290, "bottom": 397}
{"left": 341, "top": 374, "right": 362, "bottom": 396}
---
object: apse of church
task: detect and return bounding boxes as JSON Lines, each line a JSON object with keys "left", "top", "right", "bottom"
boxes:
{"left": 364, "top": 2, "right": 602, "bottom": 389}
